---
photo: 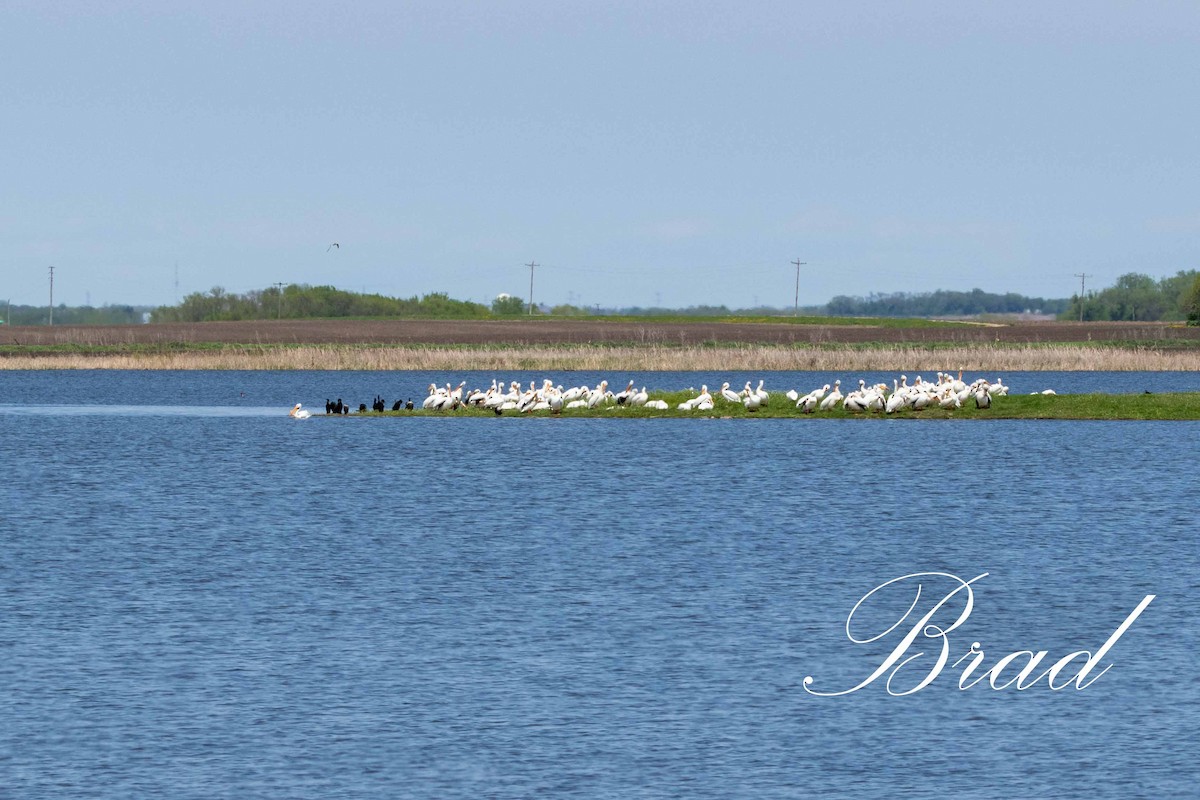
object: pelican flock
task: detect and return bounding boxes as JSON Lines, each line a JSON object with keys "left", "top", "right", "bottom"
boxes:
{"left": 346, "top": 370, "right": 1022, "bottom": 416}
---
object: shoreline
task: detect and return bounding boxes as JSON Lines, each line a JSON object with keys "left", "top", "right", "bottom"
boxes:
{"left": 313, "top": 392, "right": 1200, "bottom": 420}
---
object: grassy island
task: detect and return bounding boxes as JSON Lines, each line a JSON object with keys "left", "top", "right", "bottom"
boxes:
{"left": 340, "top": 392, "right": 1200, "bottom": 421}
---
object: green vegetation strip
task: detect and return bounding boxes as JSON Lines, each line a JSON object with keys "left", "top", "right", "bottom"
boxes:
{"left": 345, "top": 392, "right": 1200, "bottom": 421}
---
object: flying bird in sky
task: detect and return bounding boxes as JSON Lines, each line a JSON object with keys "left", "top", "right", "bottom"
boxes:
{"left": 327, "top": 242, "right": 339, "bottom": 251}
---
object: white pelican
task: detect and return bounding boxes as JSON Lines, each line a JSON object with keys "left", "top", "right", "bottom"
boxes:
{"left": 798, "top": 384, "right": 827, "bottom": 413}
{"left": 587, "top": 380, "right": 610, "bottom": 408}
{"left": 843, "top": 392, "right": 867, "bottom": 413}
{"left": 720, "top": 382, "right": 741, "bottom": 404}
{"left": 422, "top": 383, "right": 445, "bottom": 409}
{"left": 819, "top": 380, "right": 842, "bottom": 411}
{"left": 754, "top": 380, "right": 769, "bottom": 404}
{"left": 865, "top": 385, "right": 886, "bottom": 413}
{"left": 289, "top": 403, "right": 312, "bottom": 419}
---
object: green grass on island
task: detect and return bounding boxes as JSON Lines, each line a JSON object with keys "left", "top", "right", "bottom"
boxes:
{"left": 344, "top": 392, "right": 1200, "bottom": 421}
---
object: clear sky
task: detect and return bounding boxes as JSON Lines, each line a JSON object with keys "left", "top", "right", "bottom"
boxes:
{"left": 3, "top": 1, "right": 1198, "bottom": 310}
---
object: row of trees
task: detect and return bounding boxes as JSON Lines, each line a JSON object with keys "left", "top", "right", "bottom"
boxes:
{"left": 152, "top": 285, "right": 489, "bottom": 322}
{"left": 1066, "top": 271, "right": 1200, "bottom": 323}
{"left": 0, "top": 303, "right": 150, "bottom": 325}
{"left": 825, "top": 289, "right": 1068, "bottom": 318}
{"left": 12, "top": 274, "right": 1199, "bottom": 325}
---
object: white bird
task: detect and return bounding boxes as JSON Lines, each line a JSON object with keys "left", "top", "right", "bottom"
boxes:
{"left": 798, "top": 384, "right": 828, "bottom": 413}
{"left": 843, "top": 392, "right": 867, "bottom": 413}
{"left": 937, "top": 387, "right": 961, "bottom": 409}
{"left": 819, "top": 380, "right": 843, "bottom": 411}
{"left": 289, "top": 403, "right": 311, "bottom": 419}
{"left": 865, "top": 385, "right": 886, "bottom": 413}
{"left": 421, "top": 383, "right": 444, "bottom": 409}
{"left": 720, "top": 382, "right": 742, "bottom": 404}
{"left": 754, "top": 380, "right": 769, "bottom": 405}
{"left": 587, "top": 380, "right": 610, "bottom": 408}
{"left": 562, "top": 385, "right": 588, "bottom": 402}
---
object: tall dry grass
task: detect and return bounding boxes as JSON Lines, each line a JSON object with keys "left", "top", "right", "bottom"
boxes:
{"left": 3, "top": 343, "right": 1200, "bottom": 371}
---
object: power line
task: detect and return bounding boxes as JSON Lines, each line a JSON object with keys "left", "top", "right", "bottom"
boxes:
{"left": 525, "top": 261, "right": 539, "bottom": 315}
{"left": 1074, "top": 272, "right": 1093, "bottom": 322}
{"left": 791, "top": 258, "right": 807, "bottom": 316}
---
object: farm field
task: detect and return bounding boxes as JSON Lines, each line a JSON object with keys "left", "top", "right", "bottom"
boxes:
{"left": 2, "top": 318, "right": 1199, "bottom": 371}
{"left": 4, "top": 317, "right": 1199, "bottom": 346}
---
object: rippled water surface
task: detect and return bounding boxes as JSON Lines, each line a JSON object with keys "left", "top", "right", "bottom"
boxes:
{"left": 2, "top": 371, "right": 1197, "bottom": 798}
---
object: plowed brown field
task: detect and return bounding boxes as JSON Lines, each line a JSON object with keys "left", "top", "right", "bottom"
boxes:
{"left": 6, "top": 318, "right": 1199, "bottom": 347}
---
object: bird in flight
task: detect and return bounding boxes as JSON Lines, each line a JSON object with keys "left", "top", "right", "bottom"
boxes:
{"left": 327, "top": 242, "right": 340, "bottom": 251}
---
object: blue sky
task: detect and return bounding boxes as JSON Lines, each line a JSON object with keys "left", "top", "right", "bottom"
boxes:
{"left": 3, "top": 2, "right": 1198, "bottom": 309}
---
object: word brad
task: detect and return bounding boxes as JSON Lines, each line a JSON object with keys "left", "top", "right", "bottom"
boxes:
{"left": 803, "top": 572, "right": 1154, "bottom": 696}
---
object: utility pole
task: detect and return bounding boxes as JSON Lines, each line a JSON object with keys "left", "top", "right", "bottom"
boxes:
{"left": 791, "top": 258, "right": 807, "bottom": 316}
{"left": 48, "top": 265, "right": 54, "bottom": 325}
{"left": 274, "top": 282, "right": 285, "bottom": 319}
{"left": 1074, "top": 272, "right": 1092, "bottom": 322}
{"left": 525, "top": 261, "right": 539, "bottom": 315}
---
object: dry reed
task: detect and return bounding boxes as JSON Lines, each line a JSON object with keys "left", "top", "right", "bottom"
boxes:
{"left": 3, "top": 343, "right": 1200, "bottom": 371}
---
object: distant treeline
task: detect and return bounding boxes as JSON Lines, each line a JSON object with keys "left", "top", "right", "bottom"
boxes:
{"left": 550, "top": 304, "right": 746, "bottom": 317}
{"left": 0, "top": 303, "right": 150, "bottom": 325}
{"left": 1068, "top": 271, "right": 1200, "bottom": 323}
{"left": 151, "top": 285, "right": 489, "bottom": 322}
{"left": 825, "top": 289, "right": 1068, "bottom": 318}
{"left": 10, "top": 272, "right": 1199, "bottom": 325}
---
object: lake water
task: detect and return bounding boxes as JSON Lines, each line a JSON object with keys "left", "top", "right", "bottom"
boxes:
{"left": 2, "top": 371, "right": 1197, "bottom": 798}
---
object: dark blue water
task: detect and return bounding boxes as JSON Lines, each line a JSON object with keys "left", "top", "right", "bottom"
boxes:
{"left": 2, "top": 372, "right": 1197, "bottom": 798}
{"left": 2, "top": 368, "right": 1198, "bottom": 410}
